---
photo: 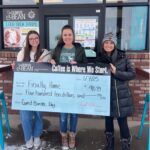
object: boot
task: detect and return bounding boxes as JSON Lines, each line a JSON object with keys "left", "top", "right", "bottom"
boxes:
{"left": 69, "top": 132, "right": 76, "bottom": 149}
{"left": 120, "top": 136, "right": 132, "bottom": 150}
{"left": 105, "top": 132, "right": 114, "bottom": 150}
{"left": 61, "top": 133, "right": 69, "bottom": 150}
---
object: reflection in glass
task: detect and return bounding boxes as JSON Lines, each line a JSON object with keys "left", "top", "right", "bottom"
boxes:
{"left": 105, "top": 6, "right": 148, "bottom": 51}
{"left": 3, "top": 0, "right": 38, "bottom": 5}
{"left": 43, "top": 0, "right": 102, "bottom": 4}
{"left": 106, "top": 0, "right": 148, "bottom": 3}
{"left": 49, "top": 19, "right": 68, "bottom": 50}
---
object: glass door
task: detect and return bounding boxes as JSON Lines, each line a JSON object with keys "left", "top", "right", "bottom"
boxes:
{"left": 46, "top": 17, "right": 69, "bottom": 51}
{"left": 44, "top": 5, "right": 104, "bottom": 59}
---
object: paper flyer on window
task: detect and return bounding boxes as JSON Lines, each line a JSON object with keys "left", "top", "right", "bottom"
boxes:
{"left": 3, "top": 9, "right": 39, "bottom": 49}
{"left": 74, "top": 17, "right": 98, "bottom": 48}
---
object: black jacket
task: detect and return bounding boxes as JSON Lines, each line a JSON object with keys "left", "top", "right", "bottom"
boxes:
{"left": 97, "top": 49, "right": 136, "bottom": 117}
{"left": 52, "top": 43, "right": 87, "bottom": 63}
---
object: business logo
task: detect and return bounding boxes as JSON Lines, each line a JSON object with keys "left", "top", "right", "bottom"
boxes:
{"left": 16, "top": 63, "right": 34, "bottom": 72}
{"left": 5, "top": 10, "right": 26, "bottom": 21}
{"left": 28, "top": 10, "right": 36, "bottom": 19}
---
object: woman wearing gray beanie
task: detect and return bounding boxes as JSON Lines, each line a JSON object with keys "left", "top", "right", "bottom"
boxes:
{"left": 97, "top": 32, "right": 136, "bottom": 150}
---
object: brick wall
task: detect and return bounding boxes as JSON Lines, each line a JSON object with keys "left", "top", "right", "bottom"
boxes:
{"left": 0, "top": 51, "right": 149, "bottom": 120}
{"left": 127, "top": 52, "right": 150, "bottom": 121}
{"left": 0, "top": 51, "right": 17, "bottom": 113}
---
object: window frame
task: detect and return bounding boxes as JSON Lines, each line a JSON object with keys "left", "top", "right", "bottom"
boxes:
{"left": 0, "top": 0, "right": 149, "bottom": 52}
{"left": 2, "top": 0, "right": 39, "bottom": 5}
{"left": 106, "top": 0, "right": 148, "bottom": 3}
{"left": 105, "top": 5, "right": 148, "bottom": 51}
{"left": 105, "top": 0, "right": 149, "bottom": 52}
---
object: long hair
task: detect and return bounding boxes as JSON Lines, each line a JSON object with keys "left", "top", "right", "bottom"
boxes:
{"left": 23, "top": 30, "right": 42, "bottom": 62}
{"left": 57, "top": 25, "right": 75, "bottom": 47}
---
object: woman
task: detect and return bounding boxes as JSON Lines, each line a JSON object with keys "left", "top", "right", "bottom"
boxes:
{"left": 50, "top": 25, "right": 87, "bottom": 150}
{"left": 16, "top": 30, "right": 51, "bottom": 149}
{"left": 97, "top": 33, "right": 135, "bottom": 150}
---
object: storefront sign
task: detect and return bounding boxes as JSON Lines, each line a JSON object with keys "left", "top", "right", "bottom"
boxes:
{"left": 12, "top": 62, "right": 110, "bottom": 116}
{"left": 3, "top": 9, "right": 39, "bottom": 49}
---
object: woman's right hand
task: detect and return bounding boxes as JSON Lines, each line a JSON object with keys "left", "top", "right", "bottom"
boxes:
{"left": 110, "top": 63, "right": 116, "bottom": 74}
{"left": 50, "top": 59, "right": 56, "bottom": 65}
{"left": 11, "top": 61, "right": 16, "bottom": 70}
{"left": 70, "top": 60, "right": 77, "bottom": 65}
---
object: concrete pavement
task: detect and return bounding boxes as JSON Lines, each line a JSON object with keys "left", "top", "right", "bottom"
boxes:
{"left": 4, "top": 114, "right": 149, "bottom": 150}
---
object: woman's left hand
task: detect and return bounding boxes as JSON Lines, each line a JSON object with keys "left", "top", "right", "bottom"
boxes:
{"left": 110, "top": 63, "right": 116, "bottom": 74}
{"left": 37, "top": 58, "right": 43, "bottom": 63}
{"left": 11, "top": 61, "right": 16, "bottom": 70}
{"left": 70, "top": 60, "right": 77, "bottom": 64}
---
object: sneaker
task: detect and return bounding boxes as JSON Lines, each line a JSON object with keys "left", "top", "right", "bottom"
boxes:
{"left": 26, "top": 137, "right": 33, "bottom": 149}
{"left": 34, "top": 137, "right": 41, "bottom": 149}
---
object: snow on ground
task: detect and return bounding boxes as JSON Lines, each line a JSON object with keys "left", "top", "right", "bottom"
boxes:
{"left": 4, "top": 141, "right": 62, "bottom": 150}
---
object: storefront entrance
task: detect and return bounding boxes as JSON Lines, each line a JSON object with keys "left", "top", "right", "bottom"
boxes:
{"left": 42, "top": 5, "right": 105, "bottom": 58}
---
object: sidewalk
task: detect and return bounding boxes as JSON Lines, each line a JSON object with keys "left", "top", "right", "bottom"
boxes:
{"left": 4, "top": 114, "right": 149, "bottom": 150}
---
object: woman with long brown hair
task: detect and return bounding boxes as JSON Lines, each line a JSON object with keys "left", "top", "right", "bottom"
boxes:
{"left": 16, "top": 30, "right": 51, "bottom": 149}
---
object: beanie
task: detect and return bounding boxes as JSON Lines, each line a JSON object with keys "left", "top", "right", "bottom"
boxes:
{"left": 102, "top": 32, "right": 117, "bottom": 46}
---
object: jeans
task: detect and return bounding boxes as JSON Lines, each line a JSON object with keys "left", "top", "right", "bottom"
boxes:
{"left": 105, "top": 116, "right": 130, "bottom": 139}
{"left": 20, "top": 110, "right": 43, "bottom": 142}
{"left": 60, "top": 113, "right": 78, "bottom": 133}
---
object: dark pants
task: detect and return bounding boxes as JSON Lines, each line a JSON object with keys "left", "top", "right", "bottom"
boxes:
{"left": 105, "top": 116, "right": 130, "bottom": 139}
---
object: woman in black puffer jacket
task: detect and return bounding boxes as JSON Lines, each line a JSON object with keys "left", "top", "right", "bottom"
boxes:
{"left": 97, "top": 33, "right": 136, "bottom": 150}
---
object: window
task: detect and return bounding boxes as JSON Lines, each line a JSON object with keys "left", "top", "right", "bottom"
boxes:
{"left": 73, "top": 16, "right": 98, "bottom": 57}
{"left": 3, "top": 0, "right": 39, "bottom": 5}
{"left": 105, "top": 6, "right": 148, "bottom": 51}
{"left": 48, "top": 19, "right": 68, "bottom": 50}
{"left": 43, "top": 0, "right": 102, "bottom": 4}
{"left": 106, "top": 0, "right": 148, "bottom": 3}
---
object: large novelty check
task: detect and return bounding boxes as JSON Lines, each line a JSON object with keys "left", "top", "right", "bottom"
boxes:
{"left": 12, "top": 62, "right": 110, "bottom": 116}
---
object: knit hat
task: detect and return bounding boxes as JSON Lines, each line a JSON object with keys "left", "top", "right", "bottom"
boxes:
{"left": 102, "top": 32, "right": 117, "bottom": 46}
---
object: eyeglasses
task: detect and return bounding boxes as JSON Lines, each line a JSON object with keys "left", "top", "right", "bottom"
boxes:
{"left": 29, "top": 37, "right": 39, "bottom": 41}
